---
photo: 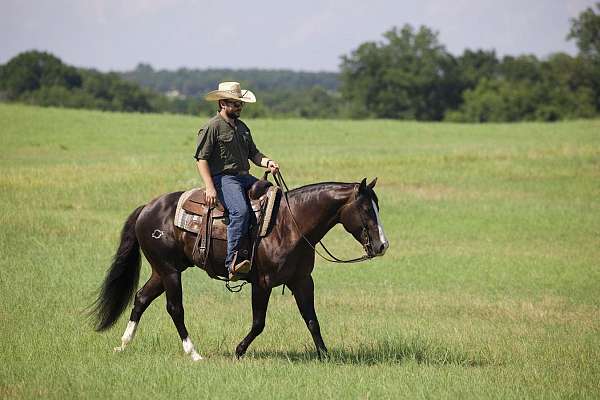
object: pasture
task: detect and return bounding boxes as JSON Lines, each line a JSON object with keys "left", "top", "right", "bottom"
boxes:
{"left": 0, "top": 103, "right": 599, "bottom": 399}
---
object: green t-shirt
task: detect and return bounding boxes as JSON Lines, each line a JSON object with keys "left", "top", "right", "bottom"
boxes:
{"left": 194, "top": 114, "right": 264, "bottom": 176}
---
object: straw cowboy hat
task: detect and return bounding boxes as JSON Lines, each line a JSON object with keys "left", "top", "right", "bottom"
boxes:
{"left": 204, "top": 81, "right": 256, "bottom": 103}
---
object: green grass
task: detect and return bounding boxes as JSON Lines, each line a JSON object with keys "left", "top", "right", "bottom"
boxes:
{"left": 1, "top": 103, "right": 599, "bottom": 399}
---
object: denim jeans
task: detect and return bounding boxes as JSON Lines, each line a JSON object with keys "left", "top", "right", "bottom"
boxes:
{"left": 212, "top": 173, "right": 258, "bottom": 269}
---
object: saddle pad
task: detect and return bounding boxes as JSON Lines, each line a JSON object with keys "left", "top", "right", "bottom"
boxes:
{"left": 174, "top": 189, "right": 199, "bottom": 233}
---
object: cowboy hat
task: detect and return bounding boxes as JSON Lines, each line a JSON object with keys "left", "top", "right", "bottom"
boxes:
{"left": 204, "top": 81, "right": 256, "bottom": 103}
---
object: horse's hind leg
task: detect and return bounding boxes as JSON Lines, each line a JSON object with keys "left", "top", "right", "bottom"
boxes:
{"left": 289, "top": 275, "right": 328, "bottom": 357}
{"left": 235, "top": 283, "right": 272, "bottom": 358}
{"left": 114, "top": 272, "right": 164, "bottom": 352}
{"left": 163, "top": 271, "right": 203, "bottom": 361}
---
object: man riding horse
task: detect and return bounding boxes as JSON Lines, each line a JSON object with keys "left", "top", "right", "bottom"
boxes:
{"left": 92, "top": 82, "right": 389, "bottom": 361}
{"left": 194, "top": 82, "right": 280, "bottom": 281}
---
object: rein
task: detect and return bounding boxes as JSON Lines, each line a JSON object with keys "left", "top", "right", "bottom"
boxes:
{"left": 272, "top": 171, "right": 373, "bottom": 264}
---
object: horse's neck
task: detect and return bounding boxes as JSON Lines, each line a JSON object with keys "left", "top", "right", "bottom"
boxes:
{"left": 288, "top": 183, "right": 354, "bottom": 243}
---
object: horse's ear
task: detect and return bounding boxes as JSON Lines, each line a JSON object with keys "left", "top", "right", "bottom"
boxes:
{"left": 359, "top": 178, "right": 367, "bottom": 192}
{"left": 367, "top": 177, "right": 377, "bottom": 190}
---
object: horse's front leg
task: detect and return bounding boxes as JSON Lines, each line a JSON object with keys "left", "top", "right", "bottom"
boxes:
{"left": 289, "top": 275, "right": 328, "bottom": 357}
{"left": 235, "top": 283, "right": 272, "bottom": 358}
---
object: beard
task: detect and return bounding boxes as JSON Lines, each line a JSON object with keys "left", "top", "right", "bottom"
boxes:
{"left": 226, "top": 109, "right": 241, "bottom": 119}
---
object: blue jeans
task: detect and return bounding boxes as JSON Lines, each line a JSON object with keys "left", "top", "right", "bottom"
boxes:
{"left": 212, "top": 173, "right": 258, "bottom": 269}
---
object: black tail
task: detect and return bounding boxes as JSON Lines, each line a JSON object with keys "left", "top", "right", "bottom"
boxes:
{"left": 91, "top": 205, "right": 145, "bottom": 331}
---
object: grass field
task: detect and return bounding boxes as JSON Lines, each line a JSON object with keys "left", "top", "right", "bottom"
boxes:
{"left": 1, "top": 103, "right": 599, "bottom": 399}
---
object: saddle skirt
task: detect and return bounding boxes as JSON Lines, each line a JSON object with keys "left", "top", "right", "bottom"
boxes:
{"left": 174, "top": 184, "right": 279, "bottom": 241}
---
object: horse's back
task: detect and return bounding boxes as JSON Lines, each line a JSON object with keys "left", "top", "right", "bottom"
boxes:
{"left": 138, "top": 191, "right": 183, "bottom": 227}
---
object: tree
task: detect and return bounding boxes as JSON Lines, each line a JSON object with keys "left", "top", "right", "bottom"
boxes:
{"left": 456, "top": 49, "right": 499, "bottom": 89}
{"left": 568, "top": 3, "right": 600, "bottom": 60}
{"left": 0, "top": 51, "right": 81, "bottom": 99}
{"left": 445, "top": 78, "right": 537, "bottom": 122}
{"left": 568, "top": 3, "right": 600, "bottom": 113}
{"left": 340, "top": 24, "right": 461, "bottom": 120}
{"left": 446, "top": 53, "right": 597, "bottom": 122}
{"left": 0, "top": 51, "right": 160, "bottom": 112}
{"left": 498, "top": 55, "right": 541, "bottom": 82}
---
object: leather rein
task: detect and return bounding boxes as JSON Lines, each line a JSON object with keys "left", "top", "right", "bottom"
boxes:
{"left": 272, "top": 171, "right": 374, "bottom": 264}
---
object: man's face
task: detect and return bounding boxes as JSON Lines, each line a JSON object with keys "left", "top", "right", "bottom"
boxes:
{"left": 222, "top": 100, "right": 244, "bottom": 119}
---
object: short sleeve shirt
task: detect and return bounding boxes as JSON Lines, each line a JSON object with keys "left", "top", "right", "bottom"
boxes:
{"left": 194, "top": 114, "right": 264, "bottom": 176}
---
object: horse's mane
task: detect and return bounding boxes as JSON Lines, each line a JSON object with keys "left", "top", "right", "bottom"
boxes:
{"left": 287, "top": 180, "right": 379, "bottom": 207}
{"left": 287, "top": 181, "right": 356, "bottom": 196}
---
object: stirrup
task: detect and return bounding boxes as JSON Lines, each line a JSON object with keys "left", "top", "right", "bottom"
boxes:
{"left": 228, "top": 260, "right": 251, "bottom": 281}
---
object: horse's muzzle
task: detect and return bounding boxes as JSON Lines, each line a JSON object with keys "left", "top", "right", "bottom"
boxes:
{"left": 370, "top": 240, "right": 389, "bottom": 257}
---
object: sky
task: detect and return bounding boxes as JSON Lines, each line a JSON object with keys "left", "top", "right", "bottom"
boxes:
{"left": 1, "top": 0, "right": 596, "bottom": 72}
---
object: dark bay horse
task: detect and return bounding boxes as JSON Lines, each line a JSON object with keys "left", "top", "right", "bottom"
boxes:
{"left": 91, "top": 178, "right": 389, "bottom": 361}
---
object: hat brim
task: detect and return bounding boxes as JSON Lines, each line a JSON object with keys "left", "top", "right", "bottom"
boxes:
{"left": 205, "top": 89, "right": 256, "bottom": 103}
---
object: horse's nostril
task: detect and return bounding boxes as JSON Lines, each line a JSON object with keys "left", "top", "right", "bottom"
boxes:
{"left": 379, "top": 244, "right": 385, "bottom": 252}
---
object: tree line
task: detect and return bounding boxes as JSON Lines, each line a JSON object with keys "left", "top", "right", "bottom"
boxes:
{"left": 1, "top": 3, "right": 598, "bottom": 122}
{"left": 120, "top": 64, "right": 340, "bottom": 118}
{"left": 340, "top": 25, "right": 599, "bottom": 122}
{"left": 0, "top": 51, "right": 158, "bottom": 113}
{"left": 0, "top": 51, "right": 340, "bottom": 118}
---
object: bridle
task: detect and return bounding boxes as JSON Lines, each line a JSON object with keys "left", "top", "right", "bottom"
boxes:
{"left": 273, "top": 171, "right": 375, "bottom": 264}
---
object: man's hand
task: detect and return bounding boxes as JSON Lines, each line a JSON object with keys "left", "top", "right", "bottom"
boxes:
{"left": 205, "top": 186, "right": 217, "bottom": 208}
{"left": 267, "top": 160, "right": 280, "bottom": 174}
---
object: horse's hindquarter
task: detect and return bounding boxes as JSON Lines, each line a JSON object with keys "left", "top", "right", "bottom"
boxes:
{"left": 135, "top": 191, "right": 192, "bottom": 272}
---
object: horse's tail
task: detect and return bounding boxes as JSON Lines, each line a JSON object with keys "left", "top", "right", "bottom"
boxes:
{"left": 91, "top": 205, "right": 145, "bottom": 332}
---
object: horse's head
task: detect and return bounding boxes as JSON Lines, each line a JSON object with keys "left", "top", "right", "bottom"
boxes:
{"left": 339, "top": 178, "right": 389, "bottom": 258}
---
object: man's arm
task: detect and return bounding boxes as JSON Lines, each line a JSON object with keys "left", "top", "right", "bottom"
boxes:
{"left": 246, "top": 128, "right": 279, "bottom": 174}
{"left": 252, "top": 154, "right": 280, "bottom": 174}
{"left": 196, "top": 160, "right": 217, "bottom": 207}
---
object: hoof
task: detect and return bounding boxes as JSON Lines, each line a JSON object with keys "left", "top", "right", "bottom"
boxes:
{"left": 113, "top": 346, "right": 125, "bottom": 352}
{"left": 235, "top": 348, "right": 246, "bottom": 359}
{"left": 190, "top": 352, "right": 204, "bottom": 362}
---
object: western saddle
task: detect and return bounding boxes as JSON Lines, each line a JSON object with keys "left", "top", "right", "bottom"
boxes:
{"left": 178, "top": 178, "right": 279, "bottom": 275}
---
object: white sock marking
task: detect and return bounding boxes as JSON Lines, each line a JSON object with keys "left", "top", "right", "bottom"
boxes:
{"left": 114, "top": 320, "right": 138, "bottom": 352}
{"left": 182, "top": 337, "right": 203, "bottom": 361}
